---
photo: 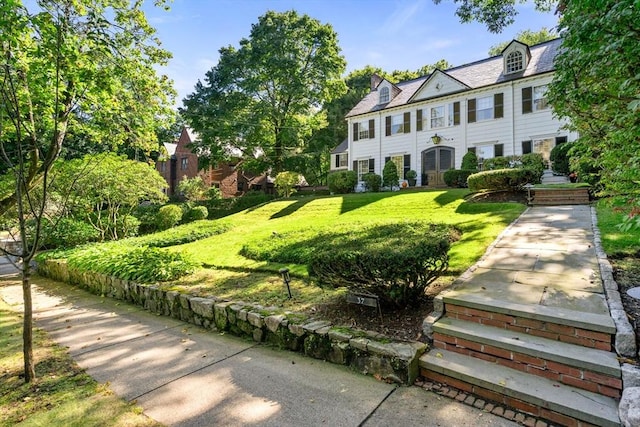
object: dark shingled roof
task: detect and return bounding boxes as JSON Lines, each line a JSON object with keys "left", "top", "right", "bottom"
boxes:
{"left": 331, "top": 138, "right": 348, "bottom": 154}
{"left": 346, "top": 38, "right": 561, "bottom": 119}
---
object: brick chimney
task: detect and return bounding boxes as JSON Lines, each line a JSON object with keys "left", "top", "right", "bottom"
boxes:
{"left": 370, "top": 73, "right": 383, "bottom": 91}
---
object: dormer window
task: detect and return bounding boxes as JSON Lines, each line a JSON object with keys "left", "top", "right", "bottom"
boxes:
{"left": 379, "top": 86, "right": 390, "bottom": 104}
{"left": 506, "top": 50, "right": 524, "bottom": 74}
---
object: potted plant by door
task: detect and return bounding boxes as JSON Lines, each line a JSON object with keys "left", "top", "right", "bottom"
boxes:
{"left": 406, "top": 170, "right": 417, "bottom": 187}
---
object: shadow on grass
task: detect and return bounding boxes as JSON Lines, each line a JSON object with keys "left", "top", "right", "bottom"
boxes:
{"left": 270, "top": 197, "right": 315, "bottom": 219}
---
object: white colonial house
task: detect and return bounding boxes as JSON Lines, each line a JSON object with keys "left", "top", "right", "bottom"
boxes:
{"left": 333, "top": 38, "right": 577, "bottom": 187}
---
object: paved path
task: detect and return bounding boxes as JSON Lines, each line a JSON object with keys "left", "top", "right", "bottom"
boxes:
{"left": 0, "top": 258, "right": 516, "bottom": 427}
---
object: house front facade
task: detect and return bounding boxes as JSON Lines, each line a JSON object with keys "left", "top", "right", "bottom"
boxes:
{"left": 344, "top": 39, "right": 576, "bottom": 187}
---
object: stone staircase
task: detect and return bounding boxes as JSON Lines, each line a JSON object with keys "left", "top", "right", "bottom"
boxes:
{"left": 419, "top": 206, "right": 621, "bottom": 427}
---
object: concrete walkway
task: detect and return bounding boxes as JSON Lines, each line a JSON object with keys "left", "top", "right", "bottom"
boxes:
{"left": 0, "top": 257, "right": 516, "bottom": 427}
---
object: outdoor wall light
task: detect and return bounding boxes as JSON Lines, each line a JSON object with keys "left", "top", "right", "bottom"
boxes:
{"left": 431, "top": 134, "right": 442, "bottom": 144}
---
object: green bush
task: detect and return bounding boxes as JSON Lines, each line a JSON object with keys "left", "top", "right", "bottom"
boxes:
{"left": 382, "top": 161, "right": 399, "bottom": 188}
{"left": 274, "top": 171, "right": 299, "bottom": 198}
{"left": 156, "top": 204, "right": 183, "bottom": 230}
{"left": 37, "top": 218, "right": 100, "bottom": 249}
{"left": 308, "top": 223, "right": 456, "bottom": 308}
{"left": 521, "top": 153, "right": 545, "bottom": 174}
{"left": 443, "top": 169, "right": 475, "bottom": 188}
{"left": 207, "top": 191, "right": 275, "bottom": 219}
{"left": 362, "top": 173, "right": 382, "bottom": 192}
{"left": 59, "top": 244, "right": 199, "bottom": 282}
{"left": 482, "top": 157, "right": 511, "bottom": 170}
{"left": 134, "top": 204, "right": 161, "bottom": 234}
{"left": 241, "top": 221, "right": 458, "bottom": 308}
{"left": 124, "top": 220, "right": 229, "bottom": 248}
{"left": 461, "top": 151, "right": 478, "bottom": 171}
{"left": 115, "top": 215, "right": 140, "bottom": 239}
{"left": 468, "top": 168, "right": 542, "bottom": 192}
{"left": 184, "top": 205, "right": 209, "bottom": 222}
{"left": 550, "top": 143, "right": 573, "bottom": 175}
{"left": 327, "top": 170, "right": 357, "bottom": 194}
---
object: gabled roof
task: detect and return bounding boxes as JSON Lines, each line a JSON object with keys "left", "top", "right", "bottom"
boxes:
{"left": 331, "top": 138, "right": 348, "bottom": 154}
{"left": 163, "top": 142, "right": 177, "bottom": 157}
{"left": 345, "top": 38, "right": 561, "bottom": 118}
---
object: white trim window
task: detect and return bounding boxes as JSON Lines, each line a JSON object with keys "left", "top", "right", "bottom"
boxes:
{"left": 357, "top": 159, "right": 370, "bottom": 181}
{"left": 476, "top": 96, "right": 494, "bottom": 121}
{"left": 533, "top": 85, "right": 549, "bottom": 111}
{"left": 506, "top": 50, "right": 524, "bottom": 73}
{"left": 358, "top": 120, "right": 370, "bottom": 139}
{"left": 379, "top": 86, "right": 390, "bottom": 104}
{"left": 430, "top": 106, "right": 444, "bottom": 128}
{"left": 391, "top": 114, "right": 404, "bottom": 134}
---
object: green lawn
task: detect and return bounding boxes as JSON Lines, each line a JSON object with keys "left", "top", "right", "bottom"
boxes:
{"left": 0, "top": 278, "right": 161, "bottom": 427}
{"left": 596, "top": 198, "right": 640, "bottom": 255}
{"left": 178, "top": 189, "right": 524, "bottom": 275}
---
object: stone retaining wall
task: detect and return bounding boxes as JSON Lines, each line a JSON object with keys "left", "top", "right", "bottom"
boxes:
{"left": 37, "top": 259, "right": 426, "bottom": 385}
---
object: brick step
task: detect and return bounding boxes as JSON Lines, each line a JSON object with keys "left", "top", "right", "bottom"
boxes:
{"left": 442, "top": 294, "right": 615, "bottom": 351}
{"left": 433, "top": 317, "right": 621, "bottom": 398}
{"left": 420, "top": 349, "right": 620, "bottom": 427}
{"left": 531, "top": 188, "right": 590, "bottom": 205}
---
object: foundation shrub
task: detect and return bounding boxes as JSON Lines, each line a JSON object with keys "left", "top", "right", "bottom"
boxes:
{"left": 468, "top": 168, "right": 541, "bottom": 192}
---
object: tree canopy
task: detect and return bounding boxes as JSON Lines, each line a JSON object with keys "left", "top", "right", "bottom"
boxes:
{"left": 488, "top": 27, "right": 557, "bottom": 55}
{"left": 181, "top": 10, "right": 347, "bottom": 174}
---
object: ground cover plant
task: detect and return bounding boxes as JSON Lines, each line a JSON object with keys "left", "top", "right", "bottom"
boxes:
{"left": 0, "top": 279, "right": 159, "bottom": 427}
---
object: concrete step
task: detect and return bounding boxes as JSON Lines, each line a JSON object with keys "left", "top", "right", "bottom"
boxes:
{"left": 433, "top": 317, "right": 621, "bottom": 397}
{"left": 442, "top": 291, "right": 615, "bottom": 351}
{"left": 420, "top": 349, "right": 620, "bottom": 427}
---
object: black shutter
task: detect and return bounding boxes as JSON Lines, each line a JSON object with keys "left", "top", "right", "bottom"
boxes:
{"left": 335, "top": 155, "right": 340, "bottom": 168}
{"left": 385, "top": 116, "right": 391, "bottom": 136}
{"left": 522, "top": 87, "right": 532, "bottom": 114}
{"left": 416, "top": 109, "right": 423, "bottom": 131}
{"left": 495, "top": 143, "right": 504, "bottom": 157}
{"left": 353, "top": 123, "right": 359, "bottom": 141}
{"left": 368, "top": 158, "right": 375, "bottom": 173}
{"left": 353, "top": 160, "right": 357, "bottom": 172}
{"left": 468, "top": 98, "right": 476, "bottom": 123}
{"left": 385, "top": 156, "right": 391, "bottom": 166}
{"left": 404, "top": 154, "right": 410, "bottom": 179}
{"left": 368, "top": 119, "right": 375, "bottom": 139}
{"left": 403, "top": 112, "right": 411, "bottom": 133}
{"left": 522, "top": 140, "right": 532, "bottom": 154}
{"left": 494, "top": 93, "right": 504, "bottom": 119}
{"left": 468, "top": 147, "right": 476, "bottom": 154}
{"left": 453, "top": 101, "right": 460, "bottom": 125}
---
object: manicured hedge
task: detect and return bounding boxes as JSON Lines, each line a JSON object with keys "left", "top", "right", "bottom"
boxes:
{"left": 125, "top": 220, "right": 229, "bottom": 248}
{"left": 241, "top": 222, "right": 458, "bottom": 308}
{"left": 443, "top": 169, "right": 475, "bottom": 188}
{"left": 328, "top": 170, "right": 357, "bottom": 194}
{"left": 467, "top": 168, "right": 542, "bottom": 192}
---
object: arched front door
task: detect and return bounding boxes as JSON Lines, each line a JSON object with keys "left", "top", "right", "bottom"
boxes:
{"left": 422, "top": 146, "right": 454, "bottom": 187}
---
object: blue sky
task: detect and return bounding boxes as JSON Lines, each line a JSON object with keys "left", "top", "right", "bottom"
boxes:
{"left": 143, "top": 0, "right": 559, "bottom": 107}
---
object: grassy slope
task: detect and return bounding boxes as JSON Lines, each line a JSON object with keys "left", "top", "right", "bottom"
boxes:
{"left": 596, "top": 198, "right": 640, "bottom": 255}
{"left": 177, "top": 189, "right": 525, "bottom": 277}
{"left": 0, "top": 281, "right": 161, "bottom": 427}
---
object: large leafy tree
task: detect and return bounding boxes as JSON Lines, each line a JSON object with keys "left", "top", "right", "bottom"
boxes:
{"left": 182, "top": 10, "right": 347, "bottom": 175}
{"left": 0, "top": 0, "right": 174, "bottom": 382}
{"left": 488, "top": 27, "right": 557, "bottom": 55}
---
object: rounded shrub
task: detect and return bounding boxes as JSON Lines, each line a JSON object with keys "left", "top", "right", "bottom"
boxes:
{"left": 521, "top": 153, "right": 545, "bottom": 174}
{"left": 328, "top": 170, "right": 357, "bottom": 194}
{"left": 134, "top": 204, "right": 161, "bottom": 234}
{"left": 156, "top": 204, "right": 183, "bottom": 230}
{"left": 185, "top": 205, "right": 209, "bottom": 222}
{"left": 467, "top": 168, "right": 542, "bottom": 192}
{"left": 443, "top": 169, "right": 474, "bottom": 188}
{"left": 362, "top": 172, "right": 382, "bottom": 192}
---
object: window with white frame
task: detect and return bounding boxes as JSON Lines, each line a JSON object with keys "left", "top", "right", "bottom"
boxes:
{"left": 357, "top": 159, "right": 370, "bottom": 181}
{"left": 391, "top": 114, "right": 404, "bottom": 134}
{"left": 533, "top": 85, "right": 549, "bottom": 111}
{"left": 506, "top": 50, "right": 524, "bottom": 74}
{"left": 476, "top": 96, "right": 494, "bottom": 121}
{"left": 430, "top": 106, "right": 444, "bottom": 128}
{"left": 358, "top": 120, "right": 370, "bottom": 139}
{"left": 379, "top": 87, "right": 390, "bottom": 104}
{"left": 337, "top": 153, "right": 348, "bottom": 168}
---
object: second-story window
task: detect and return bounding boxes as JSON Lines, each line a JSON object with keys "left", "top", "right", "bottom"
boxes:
{"left": 430, "top": 106, "right": 444, "bottom": 128}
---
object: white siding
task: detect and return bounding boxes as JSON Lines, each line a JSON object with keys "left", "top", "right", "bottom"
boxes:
{"left": 413, "top": 72, "right": 467, "bottom": 101}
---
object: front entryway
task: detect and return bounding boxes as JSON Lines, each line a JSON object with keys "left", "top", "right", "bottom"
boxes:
{"left": 422, "top": 146, "right": 454, "bottom": 187}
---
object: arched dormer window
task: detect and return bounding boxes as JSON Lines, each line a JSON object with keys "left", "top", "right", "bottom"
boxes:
{"left": 505, "top": 50, "right": 524, "bottom": 74}
{"left": 379, "top": 86, "right": 390, "bottom": 104}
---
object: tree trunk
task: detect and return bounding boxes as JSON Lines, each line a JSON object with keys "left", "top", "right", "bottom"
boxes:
{"left": 21, "top": 259, "right": 35, "bottom": 382}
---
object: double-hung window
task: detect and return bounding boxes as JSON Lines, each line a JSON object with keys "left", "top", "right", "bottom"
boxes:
{"left": 356, "top": 159, "right": 374, "bottom": 181}
{"left": 391, "top": 114, "right": 404, "bottom": 134}
{"left": 353, "top": 119, "right": 375, "bottom": 141}
{"left": 447, "top": 102, "right": 460, "bottom": 126}
{"left": 476, "top": 96, "right": 494, "bottom": 121}
{"left": 522, "top": 85, "right": 549, "bottom": 113}
{"left": 385, "top": 112, "right": 410, "bottom": 136}
{"left": 430, "top": 106, "right": 444, "bottom": 128}
{"left": 379, "top": 87, "right": 390, "bottom": 104}
{"left": 468, "top": 93, "right": 503, "bottom": 123}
